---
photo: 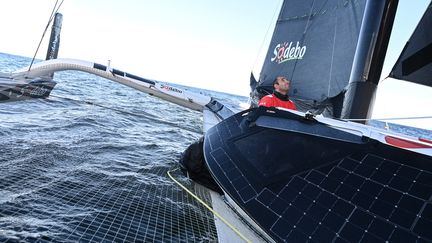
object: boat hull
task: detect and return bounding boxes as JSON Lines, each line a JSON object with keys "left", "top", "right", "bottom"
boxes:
{"left": 203, "top": 107, "right": 432, "bottom": 242}
{"left": 0, "top": 75, "right": 56, "bottom": 102}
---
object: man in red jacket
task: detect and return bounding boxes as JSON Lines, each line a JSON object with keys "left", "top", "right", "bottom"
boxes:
{"left": 258, "top": 76, "right": 297, "bottom": 110}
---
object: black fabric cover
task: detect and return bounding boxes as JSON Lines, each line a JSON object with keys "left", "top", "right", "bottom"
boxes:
{"left": 179, "top": 137, "right": 222, "bottom": 193}
{"left": 390, "top": 2, "right": 432, "bottom": 87}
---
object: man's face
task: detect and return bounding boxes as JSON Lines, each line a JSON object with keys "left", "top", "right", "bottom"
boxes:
{"left": 275, "top": 77, "right": 290, "bottom": 93}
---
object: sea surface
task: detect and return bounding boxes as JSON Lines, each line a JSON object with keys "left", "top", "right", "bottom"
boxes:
{"left": 0, "top": 53, "right": 431, "bottom": 242}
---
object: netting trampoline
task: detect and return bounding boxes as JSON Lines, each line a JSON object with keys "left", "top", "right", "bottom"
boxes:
{"left": 0, "top": 164, "right": 218, "bottom": 242}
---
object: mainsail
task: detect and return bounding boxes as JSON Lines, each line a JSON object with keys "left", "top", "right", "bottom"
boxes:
{"left": 253, "top": 0, "right": 366, "bottom": 113}
{"left": 252, "top": 0, "right": 398, "bottom": 119}
{"left": 390, "top": 2, "right": 432, "bottom": 87}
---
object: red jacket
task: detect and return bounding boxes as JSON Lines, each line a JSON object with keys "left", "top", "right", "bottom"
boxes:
{"left": 258, "top": 93, "right": 297, "bottom": 110}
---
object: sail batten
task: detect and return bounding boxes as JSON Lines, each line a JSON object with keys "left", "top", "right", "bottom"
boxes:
{"left": 401, "top": 42, "right": 432, "bottom": 76}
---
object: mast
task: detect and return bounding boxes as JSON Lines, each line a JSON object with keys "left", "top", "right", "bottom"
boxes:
{"left": 46, "top": 13, "right": 63, "bottom": 61}
{"left": 340, "top": 0, "right": 398, "bottom": 121}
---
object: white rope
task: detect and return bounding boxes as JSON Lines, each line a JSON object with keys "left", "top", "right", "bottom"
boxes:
{"left": 345, "top": 115, "right": 432, "bottom": 122}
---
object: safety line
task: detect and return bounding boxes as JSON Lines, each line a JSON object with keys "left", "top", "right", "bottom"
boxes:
{"left": 345, "top": 115, "right": 432, "bottom": 122}
{"left": 167, "top": 168, "right": 251, "bottom": 243}
{"left": 29, "top": 0, "right": 65, "bottom": 71}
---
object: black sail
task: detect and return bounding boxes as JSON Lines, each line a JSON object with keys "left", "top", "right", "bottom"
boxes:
{"left": 389, "top": 2, "right": 432, "bottom": 87}
{"left": 255, "top": 0, "right": 366, "bottom": 105}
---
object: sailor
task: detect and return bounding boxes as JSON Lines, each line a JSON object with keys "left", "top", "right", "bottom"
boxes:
{"left": 258, "top": 76, "right": 297, "bottom": 110}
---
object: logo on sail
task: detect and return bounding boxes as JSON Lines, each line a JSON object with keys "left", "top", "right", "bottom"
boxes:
{"left": 271, "top": 41, "right": 306, "bottom": 64}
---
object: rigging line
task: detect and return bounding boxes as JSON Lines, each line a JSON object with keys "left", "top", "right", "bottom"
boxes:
{"left": 50, "top": 94, "right": 202, "bottom": 135}
{"left": 251, "top": 0, "right": 283, "bottom": 75}
{"left": 327, "top": 7, "right": 338, "bottom": 97}
{"left": 345, "top": 115, "right": 432, "bottom": 122}
{"left": 28, "top": 0, "right": 65, "bottom": 72}
{"left": 167, "top": 168, "right": 252, "bottom": 243}
{"left": 287, "top": 0, "right": 327, "bottom": 80}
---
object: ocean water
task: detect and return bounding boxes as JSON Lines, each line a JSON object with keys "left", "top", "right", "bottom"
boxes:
{"left": 0, "top": 53, "right": 430, "bottom": 242}
{"left": 0, "top": 53, "right": 250, "bottom": 242}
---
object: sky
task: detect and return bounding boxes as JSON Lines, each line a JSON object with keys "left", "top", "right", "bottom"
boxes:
{"left": 0, "top": 0, "right": 431, "bottom": 130}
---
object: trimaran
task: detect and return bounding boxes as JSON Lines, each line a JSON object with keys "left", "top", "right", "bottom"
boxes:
{"left": 1, "top": 0, "right": 432, "bottom": 242}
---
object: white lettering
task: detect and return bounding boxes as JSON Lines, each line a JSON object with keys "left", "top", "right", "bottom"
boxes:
{"left": 271, "top": 44, "right": 280, "bottom": 62}
{"left": 271, "top": 41, "right": 307, "bottom": 64}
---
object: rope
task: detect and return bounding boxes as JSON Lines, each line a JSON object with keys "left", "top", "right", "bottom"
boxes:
{"left": 345, "top": 115, "right": 432, "bottom": 122}
{"left": 28, "top": 0, "right": 65, "bottom": 71}
{"left": 167, "top": 168, "right": 251, "bottom": 243}
{"left": 251, "top": 0, "right": 283, "bottom": 75}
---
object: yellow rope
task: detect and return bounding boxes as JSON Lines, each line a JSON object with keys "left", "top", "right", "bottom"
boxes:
{"left": 167, "top": 168, "right": 251, "bottom": 243}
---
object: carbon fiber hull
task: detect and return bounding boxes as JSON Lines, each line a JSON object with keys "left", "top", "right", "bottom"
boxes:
{"left": 203, "top": 107, "right": 432, "bottom": 242}
{"left": 0, "top": 75, "right": 56, "bottom": 102}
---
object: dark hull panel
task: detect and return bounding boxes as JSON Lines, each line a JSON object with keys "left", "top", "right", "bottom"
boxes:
{"left": 0, "top": 76, "right": 56, "bottom": 102}
{"left": 203, "top": 107, "right": 432, "bottom": 242}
